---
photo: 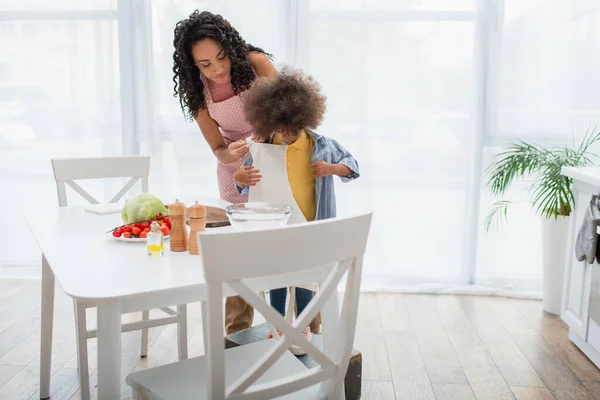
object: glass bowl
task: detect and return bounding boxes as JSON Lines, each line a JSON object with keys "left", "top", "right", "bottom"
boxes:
{"left": 225, "top": 202, "right": 292, "bottom": 231}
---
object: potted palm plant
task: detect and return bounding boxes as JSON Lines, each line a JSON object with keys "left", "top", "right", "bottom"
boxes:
{"left": 484, "top": 127, "right": 600, "bottom": 314}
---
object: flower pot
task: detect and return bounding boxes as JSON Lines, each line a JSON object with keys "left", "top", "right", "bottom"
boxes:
{"left": 541, "top": 215, "right": 570, "bottom": 314}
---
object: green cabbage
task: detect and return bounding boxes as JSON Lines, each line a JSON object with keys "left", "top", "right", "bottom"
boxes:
{"left": 121, "top": 193, "right": 168, "bottom": 223}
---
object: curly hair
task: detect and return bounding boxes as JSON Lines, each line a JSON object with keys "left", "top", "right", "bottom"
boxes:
{"left": 242, "top": 66, "right": 327, "bottom": 139}
{"left": 172, "top": 10, "right": 272, "bottom": 120}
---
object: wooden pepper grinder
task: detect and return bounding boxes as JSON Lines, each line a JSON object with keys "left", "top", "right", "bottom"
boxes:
{"left": 168, "top": 199, "right": 188, "bottom": 252}
{"left": 188, "top": 201, "right": 207, "bottom": 255}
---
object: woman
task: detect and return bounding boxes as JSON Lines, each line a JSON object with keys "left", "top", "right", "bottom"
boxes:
{"left": 172, "top": 10, "right": 277, "bottom": 334}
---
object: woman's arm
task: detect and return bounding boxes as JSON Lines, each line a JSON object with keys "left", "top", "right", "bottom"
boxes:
{"left": 195, "top": 107, "right": 247, "bottom": 163}
{"left": 248, "top": 51, "right": 277, "bottom": 78}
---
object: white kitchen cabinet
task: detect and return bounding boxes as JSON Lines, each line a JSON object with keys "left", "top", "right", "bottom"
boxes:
{"left": 561, "top": 167, "right": 600, "bottom": 367}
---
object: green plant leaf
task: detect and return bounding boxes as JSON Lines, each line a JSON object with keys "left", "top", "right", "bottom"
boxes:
{"left": 485, "top": 126, "right": 600, "bottom": 228}
{"left": 484, "top": 200, "right": 511, "bottom": 232}
{"left": 484, "top": 141, "right": 548, "bottom": 197}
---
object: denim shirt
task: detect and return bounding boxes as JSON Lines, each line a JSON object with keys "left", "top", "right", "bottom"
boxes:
{"left": 235, "top": 129, "right": 360, "bottom": 220}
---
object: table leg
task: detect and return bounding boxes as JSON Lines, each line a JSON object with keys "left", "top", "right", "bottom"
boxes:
{"left": 97, "top": 300, "right": 122, "bottom": 399}
{"left": 201, "top": 301, "right": 208, "bottom": 355}
{"left": 40, "top": 255, "right": 55, "bottom": 400}
{"left": 177, "top": 304, "right": 188, "bottom": 360}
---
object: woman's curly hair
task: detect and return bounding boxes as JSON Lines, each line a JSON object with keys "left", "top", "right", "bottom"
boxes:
{"left": 172, "top": 10, "right": 272, "bottom": 120}
{"left": 242, "top": 66, "right": 327, "bottom": 139}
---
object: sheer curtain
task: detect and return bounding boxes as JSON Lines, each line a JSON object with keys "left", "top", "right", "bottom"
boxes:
{"left": 295, "top": 0, "right": 476, "bottom": 290}
{"left": 0, "top": 1, "right": 122, "bottom": 274}
{"left": 476, "top": 0, "right": 600, "bottom": 296}
{"left": 4, "top": 0, "right": 600, "bottom": 298}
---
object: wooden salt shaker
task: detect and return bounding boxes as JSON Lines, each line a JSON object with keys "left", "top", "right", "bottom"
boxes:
{"left": 168, "top": 199, "right": 188, "bottom": 252}
{"left": 188, "top": 201, "right": 207, "bottom": 255}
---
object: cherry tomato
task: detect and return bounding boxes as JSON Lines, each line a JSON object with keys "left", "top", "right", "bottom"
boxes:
{"left": 139, "top": 223, "right": 148, "bottom": 231}
{"left": 140, "top": 231, "right": 148, "bottom": 239}
{"left": 132, "top": 227, "right": 141, "bottom": 236}
{"left": 112, "top": 230, "right": 122, "bottom": 238}
{"left": 124, "top": 232, "right": 132, "bottom": 238}
{"left": 123, "top": 225, "right": 133, "bottom": 233}
{"left": 160, "top": 225, "right": 170, "bottom": 236}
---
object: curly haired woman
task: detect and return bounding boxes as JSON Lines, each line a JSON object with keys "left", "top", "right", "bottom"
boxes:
{"left": 172, "top": 10, "right": 276, "bottom": 334}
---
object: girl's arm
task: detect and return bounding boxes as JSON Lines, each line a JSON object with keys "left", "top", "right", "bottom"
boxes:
{"left": 312, "top": 137, "right": 360, "bottom": 182}
{"left": 234, "top": 155, "right": 260, "bottom": 195}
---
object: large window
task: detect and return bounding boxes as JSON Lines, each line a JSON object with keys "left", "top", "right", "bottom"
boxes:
{"left": 0, "top": 2, "right": 121, "bottom": 269}
{"left": 297, "top": 1, "right": 476, "bottom": 285}
{"left": 4, "top": 0, "right": 600, "bottom": 297}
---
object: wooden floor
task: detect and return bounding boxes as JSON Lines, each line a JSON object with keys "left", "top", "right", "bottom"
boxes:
{"left": 1, "top": 279, "right": 599, "bottom": 400}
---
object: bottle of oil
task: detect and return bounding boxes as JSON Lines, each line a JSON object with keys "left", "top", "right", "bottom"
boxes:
{"left": 147, "top": 221, "right": 164, "bottom": 257}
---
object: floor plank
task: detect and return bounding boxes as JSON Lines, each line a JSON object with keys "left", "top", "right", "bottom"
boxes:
{"left": 514, "top": 299, "right": 600, "bottom": 382}
{"left": 436, "top": 295, "right": 515, "bottom": 400}
{"left": 2, "top": 279, "right": 599, "bottom": 400}
{"left": 404, "top": 294, "right": 467, "bottom": 385}
{"left": 27, "top": 367, "right": 79, "bottom": 400}
{"left": 384, "top": 330, "right": 435, "bottom": 400}
{"left": 362, "top": 380, "right": 396, "bottom": 400}
{"left": 581, "top": 380, "right": 600, "bottom": 399}
{"left": 354, "top": 294, "right": 393, "bottom": 382}
{"left": 432, "top": 383, "right": 476, "bottom": 399}
{"left": 510, "top": 386, "right": 556, "bottom": 400}
{"left": 511, "top": 333, "right": 594, "bottom": 400}
{"left": 460, "top": 296, "right": 544, "bottom": 387}
{"left": 0, "top": 365, "right": 22, "bottom": 388}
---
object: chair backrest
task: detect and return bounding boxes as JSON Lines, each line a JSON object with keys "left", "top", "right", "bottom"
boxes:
{"left": 51, "top": 156, "right": 151, "bottom": 207}
{"left": 198, "top": 213, "right": 372, "bottom": 400}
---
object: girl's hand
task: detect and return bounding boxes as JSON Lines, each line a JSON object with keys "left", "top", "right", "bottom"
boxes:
{"left": 234, "top": 166, "right": 262, "bottom": 186}
{"left": 229, "top": 140, "right": 249, "bottom": 159}
{"left": 250, "top": 134, "right": 267, "bottom": 143}
{"left": 311, "top": 161, "right": 333, "bottom": 178}
{"left": 312, "top": 161, "right": 353, "bottom": 178}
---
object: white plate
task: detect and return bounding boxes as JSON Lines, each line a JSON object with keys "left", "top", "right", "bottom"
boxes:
{"left": 111, "top": 234, "right": 170, "bottom": 243}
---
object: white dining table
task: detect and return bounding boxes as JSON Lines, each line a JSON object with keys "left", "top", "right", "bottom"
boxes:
{"left": 25, "top": 197, "right": 236, "bottom": 399}
{"left": 25, "top": 198, "right": 336, "bottom": 399}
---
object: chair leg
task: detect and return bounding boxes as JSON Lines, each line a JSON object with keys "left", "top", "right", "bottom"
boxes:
{"left": 132, "top": 388, "right": 145, "bottom": 400}
{"left": 286, "top": 286, "right": 296, "bottom": 323}
{"left": 200, "top": 301, "right": 208, "bottom": 355}
{"left": 73, "top": 300, "right": 91, "bottom": 400}
{"left": 177, "top": 304, "right": 188, "bottom": 360}
{"left": 140, "top": 310, "right": 149, "bottom": 358}
{"left": 72, "top": 300, "right": 80, "bottom": 372}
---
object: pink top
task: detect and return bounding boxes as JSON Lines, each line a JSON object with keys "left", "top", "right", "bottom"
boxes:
{"left": 201, "top": 74, "right": 252, "bottom": 204}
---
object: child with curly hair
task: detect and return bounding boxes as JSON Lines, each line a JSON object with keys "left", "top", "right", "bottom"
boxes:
{"left": 233, "top": 66, "right": 360, "bottom": 353}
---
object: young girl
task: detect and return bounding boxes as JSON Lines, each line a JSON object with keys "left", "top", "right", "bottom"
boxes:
{"left": 233, "top": 66, "right": 360, "bottom": 353}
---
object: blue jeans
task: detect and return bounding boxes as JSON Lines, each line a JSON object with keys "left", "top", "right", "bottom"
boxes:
{"left": 270, "top": 287, "right": 313, "bottom": 317}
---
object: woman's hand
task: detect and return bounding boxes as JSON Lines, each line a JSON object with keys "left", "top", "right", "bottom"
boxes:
{"left": 228, "top": 140, "right": 249, "bottom": 159}
{"left": 234, "top": 166, "right": 262, "bottom": 187}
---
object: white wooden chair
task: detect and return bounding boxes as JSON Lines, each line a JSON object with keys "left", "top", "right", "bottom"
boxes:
{"left": 51, "top": 156, "right": 189, "bottom": 400}
{"left": 126, "top": 213, "right": 372, "bottom": 400}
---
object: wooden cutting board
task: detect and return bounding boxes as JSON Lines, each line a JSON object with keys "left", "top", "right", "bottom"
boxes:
{"left": 168, "top": 203, "right": 231, "bottom": 228}
{"left": 205, "top": 206, "right": 230, "bottom": 228}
